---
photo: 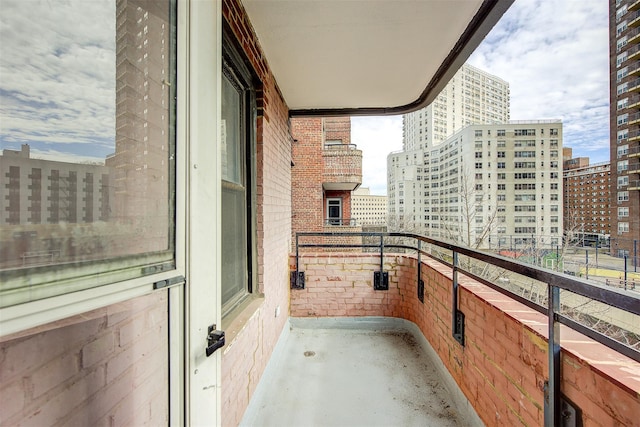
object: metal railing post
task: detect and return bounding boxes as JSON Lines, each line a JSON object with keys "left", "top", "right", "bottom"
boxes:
{"left": 417, "top": 239, "right": 424, "bottom": 303}
{"left": 452, "top": 250, "right": 458, "bottom": 317}
{"left": 380, "top": 234, "right": 384, "bottom": 274}
{"left": 451, "top": 250, "right": 464, "bottom": 345}
{"left": 545, "top": 284, "right": 561, "bottom": 427}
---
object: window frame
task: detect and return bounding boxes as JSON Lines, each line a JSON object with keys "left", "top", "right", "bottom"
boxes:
{"left": 220, "top": 24, "right": 258, "bottom": 317}
{"left": 0, "top": 0, "right": 184, "bottom": 335}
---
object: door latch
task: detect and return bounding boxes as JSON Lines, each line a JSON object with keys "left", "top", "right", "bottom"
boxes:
{"left": 206, "top": 325, "right": 225, "bottom": 357}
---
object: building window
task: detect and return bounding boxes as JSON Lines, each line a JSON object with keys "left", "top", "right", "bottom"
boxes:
{"left": 618, "top": 222, "right": 629, "bottom": 233}
{"left": 618, "top": 207, "right": 629, "bottom": 217}
{"left": 327, "top": 198, "right": 343, "bottom": 224}
{"left": 618, "top": 191, "right": 629, "bottom": 202}
{"left": 0, "top": 0, "right": 178, "bottom": 308}
{"left": 221, "top": 29, "right": 258, "bottom": 312}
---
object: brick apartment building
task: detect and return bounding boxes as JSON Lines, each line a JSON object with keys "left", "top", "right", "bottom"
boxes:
{"left": 562, "top": 148, "right": 611, "bottom": 245}
{"left": 291, "top": 117, "right": 363, "bottom": 243}
{"left": 610, "top": 0, "right": 640, "bottom": 257}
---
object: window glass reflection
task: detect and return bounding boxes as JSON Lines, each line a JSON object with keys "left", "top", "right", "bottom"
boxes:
{"left": 0, "top": 0, "right": 176, "bottom": 306}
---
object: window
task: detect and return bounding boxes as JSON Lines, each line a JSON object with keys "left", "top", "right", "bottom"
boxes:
{"left": 618, "top": 160, "right": 629, "bottom": 172}
{"left": 618, "top": 207, "right": 629, "bottom": 217}
{"left": 514, "top": 151, "right": 536, "bottom": 158}
{"left": 514, "top": 183, "right": 535, "bottom": 190}
{"left": 221, "top": 31, "right": 258, "bottom": 312}
{"left": 497, "top": 184, "right": 505, "bottom": 190}
{"left": 618, "top": 191, "right": 629, "bottom": 202}
{"left": 618, "top": 222, "right": 629, "bottom": 233}
{"left": 618, "top": 144, "right": 629, "bottom": 157}
{"left": 497, "top": 130, "right": 505, "bottom": 136}
{"left": 475, "top": 130, "right": 483, "bottom": 137}
{"left": 497, "top": 173, "right": 506, "bottom": 180}
{"left": 618, "top": 176, "right": 629, "bottom": 187}
{"left": 0, "top": 0, "right": 178, "bottom": 308}
{"left": 618, "top": 129, "right": 629, "bottom": 141}
{"left": 326, "top": 199, "right": 342, "bottom": 224}
{"left": 497, "top": 151, "right": 505, "bottom": 158}
{"left": 497, "top": 162, "right": 505, "bottom": 169}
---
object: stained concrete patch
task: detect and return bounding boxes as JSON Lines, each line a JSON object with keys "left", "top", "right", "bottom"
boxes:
{"left": 240, "top": 319, "right": 468, "bottom": 427}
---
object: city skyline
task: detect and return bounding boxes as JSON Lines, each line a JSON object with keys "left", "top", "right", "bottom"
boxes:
{"left": 355, "top": 0, "right": 609, "bottom": 195}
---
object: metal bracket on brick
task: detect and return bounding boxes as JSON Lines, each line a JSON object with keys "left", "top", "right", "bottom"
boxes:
{"left": 290, "top": 271, "right": 305, "bottom": 289}
{"left": 418, "top": 279, "right": 424, "bottom": 303}
{"left": 543, "top": 386, "right": 581, "bottom": 427}
{"left": 373, "top": 271, "right": 389, "bottom": 290}
{"left": 452, "top": 310, "right": 465, "bottom": 346}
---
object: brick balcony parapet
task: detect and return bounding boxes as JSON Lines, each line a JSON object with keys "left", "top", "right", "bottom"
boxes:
{"left": 289, "top": 252, "right": 640, "bottom": 426}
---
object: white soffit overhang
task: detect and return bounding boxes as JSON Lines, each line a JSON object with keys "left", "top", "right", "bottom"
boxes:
{"left": 241, "top": 0, "right": 513, "bottom": 117}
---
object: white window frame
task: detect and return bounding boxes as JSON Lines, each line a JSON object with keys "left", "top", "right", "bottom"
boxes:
{"left": 0, "top": 0, "right": 186, "bottom": 338}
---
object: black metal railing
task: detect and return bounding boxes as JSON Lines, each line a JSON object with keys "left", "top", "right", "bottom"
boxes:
{"left": 291, "top": 231, "right": 640, "bottom": 427}
{"left": 323, "top": 218, "right": 358, "bottom": 226}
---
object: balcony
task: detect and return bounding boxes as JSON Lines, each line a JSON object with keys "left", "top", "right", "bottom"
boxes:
{"left": 322, "top": 143, "right": 362, "bottom": 191}
{"left": 242, "top": 317, "right": 478, "bottom": 426}
{"left": 627, "top": 77, "right": 640, "bottom": 94}
{"left": 629, "top": 11, "right": 640, "bottom": 28}
{"left": 630, "top": 0, "right": 640, "bottom": 12}
{"left": 275, "top": 232, "right": 640, "bottom": 426}
{"left": 629, "top": 44, "right": 640, "bottom": 62}
{"left": 629, "top": 179, "right": 640, "bottom": 190}
{"left": 628, "top": 128, "right": 640, "bottom": 142}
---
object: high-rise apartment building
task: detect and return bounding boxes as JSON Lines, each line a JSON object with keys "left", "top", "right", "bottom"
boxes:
{"left": 563, "top": 149, "right": 611, "bottom": 244}
{"left": 402, "top": 64, "right": 510, "bottom": 151}
{"left": 610, "top": 0, "right": 640, "bottom": 257}
{"left": 352, "top": 187, "right": 388, "bottom": 226}
{"left": 389, "top": 122, "right": 564, "bottom": 249}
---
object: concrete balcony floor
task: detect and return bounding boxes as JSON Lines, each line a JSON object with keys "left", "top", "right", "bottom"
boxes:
{"left": 240, "top": 317, "right": 480, "bottom": 427}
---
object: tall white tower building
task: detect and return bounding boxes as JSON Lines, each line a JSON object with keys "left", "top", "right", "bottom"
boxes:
{"left": 402, "top": 64, "right": 510, "bottom": 151}
{"left": 389, "top": 122, "right": 564, "bottom": 250}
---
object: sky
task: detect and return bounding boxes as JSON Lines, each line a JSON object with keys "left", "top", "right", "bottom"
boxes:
{"left": 0, "top": 0, "right": 116, "bottom": 163}
{"left": 353, "top": 0, "right": 610, "bottom": 195}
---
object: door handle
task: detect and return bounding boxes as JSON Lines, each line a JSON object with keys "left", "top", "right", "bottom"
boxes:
{"left": 206, "top": 325, "right": 225, "bottom": 357}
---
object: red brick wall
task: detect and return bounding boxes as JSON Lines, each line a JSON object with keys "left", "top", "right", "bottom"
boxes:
{"left": 290, "top": 253, "right": 640, "bottom": 426}
{"left": 222, "top": 1, "right": 292, "bottom": 426}
{"left": 324, "top": 117, "right": 351, "bottom": 144}
{"left": 291, "top": 118, "right": 324, "bottom": 240}
{"left": 0, "top": 292, "right": 169, "bottom": 426}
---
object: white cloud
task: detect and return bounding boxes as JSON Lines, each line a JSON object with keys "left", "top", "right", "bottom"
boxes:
{"left": 0, "top": 0, "right": 116, "bottom": 151}
{"left": 354, "top": 0, "right": 610, "bottom": 194}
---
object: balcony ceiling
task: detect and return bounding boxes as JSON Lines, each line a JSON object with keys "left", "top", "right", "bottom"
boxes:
{"left": 241, "top": 0, "right": 513, "bottom": 117}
